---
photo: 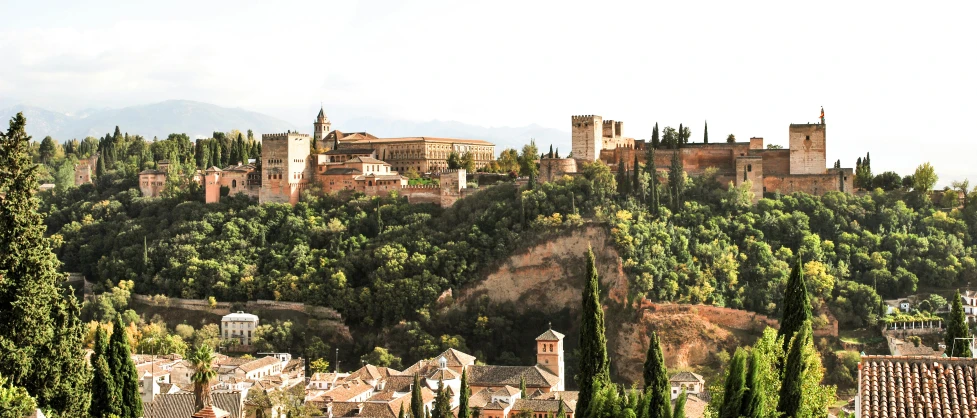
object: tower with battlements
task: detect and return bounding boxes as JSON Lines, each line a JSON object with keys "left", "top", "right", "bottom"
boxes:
{"left": 259, "top": 132, "right": 312, "bottom": 204}
{"left": 571, "top": 115, "right": 603, "bottom": 162}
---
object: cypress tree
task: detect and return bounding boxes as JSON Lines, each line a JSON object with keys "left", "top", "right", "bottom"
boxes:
{"left": 671, "top": 389, "right": 686, "bottom": 418}
{"left": 239, "top": 133, "right": 249, "bottom": 163}
{"left": 739, "top": 349, "right": 764, "bottom": 418}
{"left": 109, "top": 315, "right": 142, "bottom": 418}
{"left": 703, "top": 121, "right": 708, "bottom": 144}
{"left": 651, "top": 123, "right": 660, "bottom": 149}
{"left": 642, "top": 331, "right": 670, "bottom": 418}
{"left": 411, "top": 374, "right": 424, "bottom": 418}
{"left": 718, "top": 348, "right": 747, "bottom": 418}
{"left": 616, "top": 157, "right": 628, "bottom": 197}
{"left": 644, "top": 146, "right": 659, "bottom": 215}
{"left": 0, "top": 112, "right": 92, "bottom": 417}
{"left": 577, "top": 246, "right": 610, "bottom": 416}
{"left": 96, "top": 151, "right": 107, "bottom": 177}
{"left": 632, "top": 155, "right": 641, "bottom": 200}
{"left": 778, "top": 258, "right": 812, "bottom": 353}
{"left": 777, "top": 322, "right": 811, "bottom": 418}
{"left": 678, "top": 124, "right": 684, "bottom": 146}
{"left": 946, "top": 290, "right": 972, "bottom": 357}
{"left": 520, "top": 375, "right": 527, "bottom": 398}
{"left": 432, "top": 378, "right": 451, "bottom": 418}
{"left": 458, "top": 368, "right": 471, "bottom": 418}
{"left": 555, "top": 400, "right": 566, "bottom": 418}
{"left": 91, "top": 326, "right": 120, "bottom": 417}
{"left": 398, "top": 403, "right": 406, "bottom": 418}
{"left": 549, "top": 144, "right": 554, "bottom": 158}
{"left": 667, "top": 149, "right": 683, "bottom": 210}
{"left": 555, "top": 148, "right": 560, "bottom": 158}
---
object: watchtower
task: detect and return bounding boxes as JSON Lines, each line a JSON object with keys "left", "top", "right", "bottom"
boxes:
{"left": 259, "top": 132, "right": 312, "bottom": 204}
{"left": 571, "top": 115, "right": 603, "bottom": 162}
{"left": 788, "top": 123, "right": 826, "bottom": 175}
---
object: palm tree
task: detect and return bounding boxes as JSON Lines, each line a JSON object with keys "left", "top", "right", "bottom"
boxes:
{"left": 190, "top": 345, "right": 218, "bottom": 411}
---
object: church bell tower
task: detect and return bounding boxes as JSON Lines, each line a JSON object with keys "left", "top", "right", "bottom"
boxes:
{"left": 313, "top": 105, "right": 331, "bottom": 150}
{"left": 536, "top": 325, "right": 565, "bottom": 391}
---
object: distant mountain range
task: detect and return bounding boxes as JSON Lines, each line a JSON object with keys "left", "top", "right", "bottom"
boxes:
{"left": 1, "top": 100, "right": 570, "bottom": 154}
{"left": 1, "top": 100, "right": 299, "bottom": 141}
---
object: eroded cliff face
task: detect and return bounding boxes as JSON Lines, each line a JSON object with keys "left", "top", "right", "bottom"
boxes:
{"left": 454, "top": 225, "right": 629, "bottom": 312}
{"left": 451, "top": 225, "right": 763, "bottom": 385}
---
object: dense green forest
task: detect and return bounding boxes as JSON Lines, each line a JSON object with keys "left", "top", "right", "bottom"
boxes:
{"left": 39, "top": 146, "right": 977, "bottom": 365}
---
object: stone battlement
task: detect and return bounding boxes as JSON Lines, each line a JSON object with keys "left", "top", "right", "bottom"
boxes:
{"left": 262, "top": 131, "right": 311, "bottom": 140}
{"left": 402, "top": 184, "right": 439, "bottom": 189}
{"left": 571, "top": 115, "right": 600, "bottom": 121}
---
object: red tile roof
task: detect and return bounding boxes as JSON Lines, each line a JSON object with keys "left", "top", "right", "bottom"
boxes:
{"left": 858, "top": 355, "right": 977, "bottom": 417}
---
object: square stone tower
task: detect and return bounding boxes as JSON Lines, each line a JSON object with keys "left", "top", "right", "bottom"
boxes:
{"left": 788, "top": 123, "right": 826, "bottom": 175}
{"left": 572, "top": 115, "right": 603, "bottom": 162}
{"left": 536, "top": 327, "right": 565, "bottom": 391}
{"left": 260, "top": 132, "right": 312, "bottom": 204}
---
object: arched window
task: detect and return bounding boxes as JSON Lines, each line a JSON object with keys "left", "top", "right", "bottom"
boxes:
{"left": 232, "top": 179, "right": 237, "bottom": 188}
{"left": 549, "top": 343, "right": 553, "bottom": 352}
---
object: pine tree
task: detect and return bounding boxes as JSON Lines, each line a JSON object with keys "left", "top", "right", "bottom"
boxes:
{"left": 739, "top": 349, "right": 764, "bottom": 418}
{"left": 778, "top": 258, "right": 812, "bottom": 353}
{"left": 109, "top": 315, "right": 142, "bottom": 418}
{"left": 458, "top": 368, "right": 471, "bottom": 418}
{"left": 91, "top": 326, "right": 120, "bottom": 417}
{"left": 777, "top": 322, "right": 811, "bottom": 418}
{"left": 577, "top": 246, "right": 610, "bottom": 416}
{"left": 703, "top": 121, "right": 708, "bottom": 144}
{"left": 946, "top": 290, "right": 972, "bottom": 357}
{"left": 719, "top": 348, "right": 747, "bottom": 418}
{"left": 432, "top": 378, "right": 451, "bottom": 418}
{"left": 0, "top": 112, "right": 92, "bottom": 417}
{"left": 642, "top": 331, "right": 670, "bottom": 418}
{"left": 672, "top": 389, "right": 686, "bottom": 418}
{"left": 411, "top": 374, "right": 424, "bottom": 418}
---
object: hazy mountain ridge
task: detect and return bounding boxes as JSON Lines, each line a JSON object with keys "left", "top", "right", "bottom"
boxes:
{"left": 1, "top": 100, "right": 299, "bottom": 140}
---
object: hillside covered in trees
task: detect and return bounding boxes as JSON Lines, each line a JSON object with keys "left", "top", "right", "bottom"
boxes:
{"left": 38, "top": 133, "right": 977, "bottom": 372}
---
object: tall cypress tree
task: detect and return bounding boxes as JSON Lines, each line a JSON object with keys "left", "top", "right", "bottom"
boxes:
{"left": 777, "top": 322, "right": 811, "bottom": 418}
{"left": 398, "top": 403, "right": 406, "bottom": 418}
{"left": 651, "top": 123, "right": 660, "bottom": 149}
{"left": 642, "top": 331, "right": 670, "bottom": 418}
{"left": 0, "top": 112, "right": 92, "bottom": 417}
{"left": 672, "top": 389, "right": 686, "bottom": 418}
{"left": 616, "top": 157, "right": 629, "bottom": 197}
{"left": 667, "top": 149, "right": 684, "bottom": 210}
{"left": 632, "top": 155, "right": 641, "bottom": 200}
{"left": 644, "top": 146, "right": 659, "bottom": 216}
{"left": 703, "top": 121, "right": 708, "bottom": 144}
{"left": 946, "top": 290, "right": 972, "bottom": 357}
{"left": 458, "top": 368, "right": 471, "bottom": 418}
{"left": 109, "top": 316, "right": 142, "bottom": 418}
{"left": 718, "top": 348, "right": 747, "bottom": 418}
{"left": 91, "top": 327, "right": 119, "bottom": 417}
{"left": 519, "top": 376, "right": 527, "bottom": 399}
{"left": 411, "top": 374, "right": 424, "bottom": 418}
{"left": 778, "top": 258, "right": 812, "bottom": 353}
{"left": 739, "top": 349, "right": 764, "bottom": 418}
{"left": 577, "top": 246, "right": 609, "bottom": 416}
{"left": 432, "top": 378, "right": 451, "bottom": 418}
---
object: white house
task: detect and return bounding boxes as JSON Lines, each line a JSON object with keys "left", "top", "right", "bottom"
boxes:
{"left": 221, "top": 311, "right": 259, "bottom": 345}
{"left": 669, "top": 372, "right": 705, "bottom": 400}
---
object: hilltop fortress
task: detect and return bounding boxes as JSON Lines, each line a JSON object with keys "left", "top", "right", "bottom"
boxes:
{"left": 543, "top": 112, "right": 853, "bottom": 198}
{"left": 189, "top": 106, "right": 492, "bottom": 207}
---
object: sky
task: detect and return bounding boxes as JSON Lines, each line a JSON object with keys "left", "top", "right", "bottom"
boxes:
{"left": 1, "top": 0, "right": 975, "bottom": 185}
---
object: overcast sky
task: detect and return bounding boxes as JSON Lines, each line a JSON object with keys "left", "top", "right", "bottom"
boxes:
{"left": 1, "top": 1, "right": 975, "bottom": 185}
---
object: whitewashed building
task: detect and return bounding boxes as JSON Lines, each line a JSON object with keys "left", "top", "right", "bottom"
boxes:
{"left": 220, "top": 311, "right": 259, "bottom": 345}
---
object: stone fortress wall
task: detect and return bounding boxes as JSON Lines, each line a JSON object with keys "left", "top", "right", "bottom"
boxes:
{"left": 549, "top": 112, "right": 854, "bottom": 198}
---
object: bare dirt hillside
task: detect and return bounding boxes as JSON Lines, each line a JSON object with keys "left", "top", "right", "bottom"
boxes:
{"left": 452, "top": 225, "right": 768, "bottom": 385}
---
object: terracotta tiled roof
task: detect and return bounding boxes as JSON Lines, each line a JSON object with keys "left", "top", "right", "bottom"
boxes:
{"left": 673, "top": 394, "right": 707, "bottom": 418}
{"left": 192, "top": 405, "right": 230, "bottom": 418}
{"left": 346, "top": 137, "right": 495, "bottom": 146}
{"left": 330, "top": 402, "right": 398, "bottom": 418}
{"left": 482, "top": 401, "right": 511, "bottom": 411}
{"left": 238, "top": 356, "right": 280, "bottom": 373}
{"left": 468, "top": 365, "right": 559, "bottom": 388}
{"left": 348, "top": 157, "right": 389, "bottom": 165}
{"left": 858, "top": 355, "right": 977, "bottom": 417}
{"left": 439, "top": 348, "right": 477, "bottom": 369}
{"left": 536, "top": 329, "right": 565, "bottom": 341}
{"left": 513, "top": 399, "right": 573, "bottom": 413}
{"left": 321, "top": 381, "right": 375, "bottom": 402}
{"left": 324, "top": 148, "right": 376, "bottom": 155}
{"left": 143, "top": 391, "right": 242, "bottom": 418}
{"left": 426, "top": 367, "right": 460, "bottom": 381}
{"left": 324, "top": 168, "right": 362, "bottom": 175}
{"left": 669, "top": 372, "right": 705, "bottom": 384}
{"left": 381, "top": 375, "right": 417, "bottom": 393}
